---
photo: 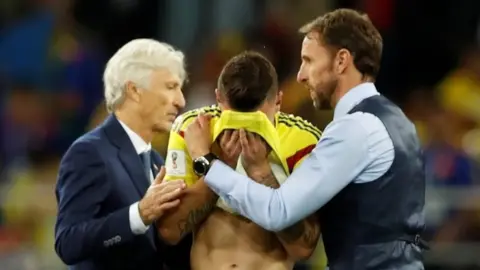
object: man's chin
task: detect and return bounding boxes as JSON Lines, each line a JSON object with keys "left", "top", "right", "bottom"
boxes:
{"left": 153, "top": 121, "right": 173, "bottom": 133}
{"left": 312, "top": 99, "right": 331, "bottom": 111}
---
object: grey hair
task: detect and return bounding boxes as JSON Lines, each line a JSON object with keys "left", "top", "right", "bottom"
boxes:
{"left": 103, "top": 39, "right": 186, "bottom": 112}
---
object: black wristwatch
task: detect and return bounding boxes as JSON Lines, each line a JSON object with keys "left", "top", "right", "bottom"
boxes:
{"left": 193, "top": 153, "right": 218, "bottom": 176}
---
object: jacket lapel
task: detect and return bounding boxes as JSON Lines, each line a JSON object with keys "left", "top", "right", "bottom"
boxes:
{"left": 102, "top": 114, "right": 150, "bottom": 196}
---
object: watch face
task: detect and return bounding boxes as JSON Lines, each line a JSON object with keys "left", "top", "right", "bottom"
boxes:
{"left": 193, "top": 159, "right": 207, "bottom": 175}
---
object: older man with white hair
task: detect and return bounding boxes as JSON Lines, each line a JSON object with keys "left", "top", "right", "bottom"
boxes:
{"left": 54, "top": 39, "right": 191, "bottom": 270}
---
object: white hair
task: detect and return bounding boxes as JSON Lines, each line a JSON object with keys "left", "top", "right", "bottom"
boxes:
{"left": 103, "top": 39, "right": 186, "bottom": 112}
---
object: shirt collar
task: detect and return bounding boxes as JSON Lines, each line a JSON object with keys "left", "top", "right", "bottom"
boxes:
{"left": 333, "top": 82, "right": 379, "bottom": 119}
{"left": 118, "top": 120, "right": 152, "bottom": 154}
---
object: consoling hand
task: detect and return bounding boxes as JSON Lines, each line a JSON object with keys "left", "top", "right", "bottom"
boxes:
{"left": 217, "top": 130, "right": 241, "bottom": 169}
{"left": 138, "top": 167, "right": 186, "bottom": 225}
{"left": 239, "top": 129, "right": 271, "bottom": 174}
{"left": 184, "top": 113, "right": 213, "bottom": 160}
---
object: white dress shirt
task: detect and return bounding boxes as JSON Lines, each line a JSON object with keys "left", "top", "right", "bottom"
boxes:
{"left": 118, "top": 120, "right": 153, "bottom": 235}
{"left": 203, "top": 83, "right": 396, "bottom": 231}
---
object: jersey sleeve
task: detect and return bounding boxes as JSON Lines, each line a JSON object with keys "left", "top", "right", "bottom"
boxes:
{"left": 164, "top": 118, "right": 198, "bottom": 187}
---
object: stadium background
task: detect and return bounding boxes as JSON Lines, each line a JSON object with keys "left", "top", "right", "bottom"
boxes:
{"left": 1, "top": 0, "right": 480, "bottom": 269}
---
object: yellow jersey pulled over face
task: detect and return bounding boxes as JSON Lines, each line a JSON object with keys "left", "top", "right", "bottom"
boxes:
{"left": 165, "top": 105, "right": 321, "bottom": 213}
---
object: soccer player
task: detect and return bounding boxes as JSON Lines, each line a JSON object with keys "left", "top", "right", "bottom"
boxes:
{"left": 156, "top": 51, "right": 322, "bottom": 269}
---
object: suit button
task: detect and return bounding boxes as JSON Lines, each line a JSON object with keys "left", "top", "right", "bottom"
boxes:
{"left": 114, "top": 235, "right": 121, "bottom": 243}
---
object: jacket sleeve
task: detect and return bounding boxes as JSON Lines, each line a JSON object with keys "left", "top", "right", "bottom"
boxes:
{"left": 54, "top": 141, "right": 136, "bottom": 265}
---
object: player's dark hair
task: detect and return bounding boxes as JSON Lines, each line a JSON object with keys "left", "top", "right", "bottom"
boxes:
{"left": 217, "top": 51, "right": 278, "bottom": 112}
{"left": 300, "top": 9, "right": 383, "bottom": 79}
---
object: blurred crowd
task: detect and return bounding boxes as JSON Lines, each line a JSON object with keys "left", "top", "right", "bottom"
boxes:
{"left": 1, "top": 0, "right": 480, "bottom": 269}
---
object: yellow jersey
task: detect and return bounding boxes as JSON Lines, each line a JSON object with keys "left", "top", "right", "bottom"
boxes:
{"left": 165, "top": 105, "right": 320, "bottom": 213}
{"left": 165, "top": 103, "right": 320, "bottom": 181}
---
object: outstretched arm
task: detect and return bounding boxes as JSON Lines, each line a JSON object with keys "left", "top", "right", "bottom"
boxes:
{"left": 204, "top": 117, "right": 371, "bottom": 231}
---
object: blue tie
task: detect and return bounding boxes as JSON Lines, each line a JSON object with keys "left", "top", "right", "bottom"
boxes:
{"left": 139, "top": 151, "right": 152, "bottom": 181}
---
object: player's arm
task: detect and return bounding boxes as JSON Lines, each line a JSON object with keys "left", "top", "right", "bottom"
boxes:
{"left": 275, "top": 154, "right": 321, "bottom": 260}
{"left": 157, "top": 178, "right": 217, "bottom": 245}
{"left": 156, "top": 130, "right": 218, "bottom": 245}
{"left": 247, "top": 155, "right": 320, "bottom": 260}
{"left": 274, "top": 132, "right": 322, "bottom": 260}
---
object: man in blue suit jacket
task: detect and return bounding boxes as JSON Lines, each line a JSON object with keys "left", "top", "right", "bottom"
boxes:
{"left": 55, "top": 39, "right": 191, "bottom": 270}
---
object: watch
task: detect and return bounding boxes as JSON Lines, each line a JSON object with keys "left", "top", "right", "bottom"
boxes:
{"left": 193, "top": 153, "right": 218, "bottom": 176}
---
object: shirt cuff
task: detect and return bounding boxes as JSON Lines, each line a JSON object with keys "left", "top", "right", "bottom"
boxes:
{"left": 205, "top": 160, "right": 236, "bottom": 195}
{"left": 129, "top": 202, "right": 150, "bottom": 235}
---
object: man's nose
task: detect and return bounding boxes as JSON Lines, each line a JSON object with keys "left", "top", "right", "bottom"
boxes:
{"left": 297, "top": 71, "right": 307, "bottom": 84}
{"left": 175, "top": 90, "right": 186, "bottom": 110}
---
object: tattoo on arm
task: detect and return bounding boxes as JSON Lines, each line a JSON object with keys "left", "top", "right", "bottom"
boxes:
{"left": 278, "top": 222, "right": 305, "bottom": 243}
{"left": 277, "top": 219, "right": 320, "bottom": 248}
{"left": 247, "top": 167, "right": 320, "bottom": 250}
{"left": 255, "top": 170, "right": 280, "bottom": 188}
{"left": 249, "top": 167, "right": 319, "bottom": 249}
{"left": 177, "top": 197, "right": 217, "bottom": 237}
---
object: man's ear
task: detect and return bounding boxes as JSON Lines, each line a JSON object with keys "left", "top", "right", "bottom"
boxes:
{"left": 215, "top": 88, "right": 221, "bottom": 103}
{"left": 215, "top": 88, "right": 226, "bottom": 109}
{"left": 275, "top": 91, "right": 283, "bottom": 111}
{"left": 125, "top": 81, "right": 141, "bottom": 103}
{"left": 335, "top": 48, "right": 351, "bottom": 75}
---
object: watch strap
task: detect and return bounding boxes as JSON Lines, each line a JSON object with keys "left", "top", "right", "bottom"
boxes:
{"left": 203, "top": 153, "right": 218, "bottom": 164}
{"left": 193, "top": 153, "right": 218, "bottom": 176}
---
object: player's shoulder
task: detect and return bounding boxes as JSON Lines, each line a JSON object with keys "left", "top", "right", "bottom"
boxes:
{"left": 172, "top": 104, "right": 221, "bottom": 133}
{"left": 276, "top": 112, "right": 322, "bottom": 141}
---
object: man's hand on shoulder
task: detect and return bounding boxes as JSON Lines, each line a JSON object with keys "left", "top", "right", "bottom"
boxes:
{"left": 138, "top": 167, "right": 186, "bottom": 225}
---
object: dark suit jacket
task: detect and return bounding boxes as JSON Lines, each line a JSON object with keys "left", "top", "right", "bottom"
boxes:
{"left": 54, "top": 115, "right": 192, "bottom": 270}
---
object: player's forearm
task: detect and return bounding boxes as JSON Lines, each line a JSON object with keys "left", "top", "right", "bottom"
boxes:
{"left": 156, "top": 179, "right": 217, "bottom": 245}
{"left": 247, "top": 166, "right": 319, "bottom": 259}
{"left": 276, "top": 216, "right": 320, "bottom": 260}
{"left": 246, "top": 164, "right": 280, "bottom": 189}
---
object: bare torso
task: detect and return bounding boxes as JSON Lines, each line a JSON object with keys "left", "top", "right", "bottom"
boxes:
{"left": 191, "top": 208, "right": 294, "bottom": 270}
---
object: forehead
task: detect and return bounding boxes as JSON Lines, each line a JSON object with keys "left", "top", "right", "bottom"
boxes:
{"left": 150, "top": 68, "right": 182, "bottom": 86}
{"left": 301, "top": 32, "right": 329, "bottom": 56}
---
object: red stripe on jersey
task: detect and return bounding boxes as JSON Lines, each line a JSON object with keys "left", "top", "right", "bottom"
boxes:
{"left": 178, "top": 131, "right": 185, "bottom": 138}
{"left": 286, "top": 144, "right": 316, "bottom": 173}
